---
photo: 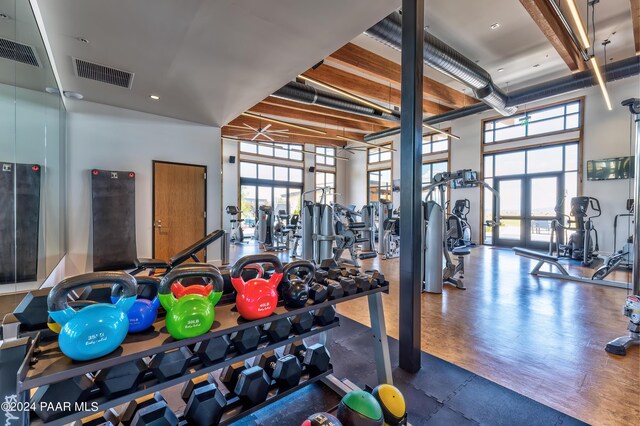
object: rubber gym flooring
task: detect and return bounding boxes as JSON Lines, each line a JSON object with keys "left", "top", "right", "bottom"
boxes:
{"left": 236, "top": 316, "right": 586, "bottom": 426}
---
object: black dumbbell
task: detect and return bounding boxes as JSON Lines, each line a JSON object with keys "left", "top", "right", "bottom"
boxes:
{"left": 365, "top": 270, "right": 386, "bottom": 287}
{"left": 263, "top": 317, "right": 292, "bottom": 342}
{"left": 319, "top": 259, "right": 339, "bottom": 270}
{"left": 181, "top": 374, "right": 227, "bottom": 426}
{"left": 13, "top": 288, "right": 50, "bottom": 330}
{"left": 149, "top": 346, "right": 193, "bottom": 381}
{"left": 325, "top": 279, "right": 344, "bottom": 300}
{"left": 220, "top": 362, "right": 246, "bottom": 393}
{"left": 327, "top": 268, "right": 343, "bottom": 281}
{"left": 291, "top": 311, "right": 314, "bottom": 334}
{"left": 314, "top": 306, "right": 337, "bottom": 326}
{"left": 120, "top": 393, "right": 178, "bottom": 426}
{"left": 235, "top": 366, "right": 271, "bottom": 405}
{"left": 339, "top": 277, "right": 357, "bottom": 296}
{"left": 32, "top": 374, "right": 97, "bottom": 422}
{"left": 284, "top": 341, "right": 331, "bottom": 376}
{"left": 94, "top": 358, "right": 148, "bottom": 397}
{"left": 308, "top": 282, "right": 328, "bottom": 303}
{"left": 231, "top": 326, "right": 262, "bottom": 354}
{"left": 314, "top": 270, "right": 328, "bottom": 284}
{"left": 354, "top": 274, "right": 372, "bottom": 292}
{"left": 76, "top": 408, "right": 119, "bottom": 425}
{"left": 247, "top": 351, "right": 302, "bottom": 389}
{"left": 193, "top": 335, "right": 232, "bottom": 365}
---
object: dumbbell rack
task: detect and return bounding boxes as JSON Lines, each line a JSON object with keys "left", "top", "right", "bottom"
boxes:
{"left": 14, "top": 284, "right": 392, "bottom": 425}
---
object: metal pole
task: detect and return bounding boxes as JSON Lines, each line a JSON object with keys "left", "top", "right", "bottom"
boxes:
{"left": 399, "top": 0, "right": 424, "bottom": 373}
{"left": 632, "top": 103, "right": 640, "bottom": 295}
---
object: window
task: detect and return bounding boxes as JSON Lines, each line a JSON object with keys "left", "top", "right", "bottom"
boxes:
{"left": 315, "top": 146, "right": 336, "bottom": 166}
{"left": 368, "top": 144, "right": 392, "bottom": 164}
{"left": 240, "top": 141, "right": 303, "bottom": 161}
{"left": 368, "top": 169, "right": 391, "bottom": 203}
{"left": 316, "top": 171, "right": 336, "bottom": 202}
{"left": 483, "top": 100, "right": 581, "bottom": 143}
{"left": 422, "top": 161, "right": 448, "bottom": 200}
{"left": 422, "top": 131, "right": 449, "bottom": 154}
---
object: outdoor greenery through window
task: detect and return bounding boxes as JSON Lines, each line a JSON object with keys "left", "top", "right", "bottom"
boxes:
{"left": 423, "top": 132, "right": 449, "bottom": 154}
{"left": 368, "top": 144, "right": 392, "bottom": 163}
{"left": 240, "top": 141, "right": 303, "bottom": 161}
{"left": 316, "top": 146, "right": 336, "bottom": 166}
{"left": 483, "top": 100, "right": 581, "bottom": 143}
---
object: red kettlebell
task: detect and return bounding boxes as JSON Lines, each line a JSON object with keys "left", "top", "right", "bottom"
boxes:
{"left": 231, "top": 254, "right": 283, "bottom": 320}
{"left": 170, "top": 263, "right": 214, "bottom": 298}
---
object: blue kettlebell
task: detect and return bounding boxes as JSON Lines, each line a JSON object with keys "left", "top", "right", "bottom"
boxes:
{"left": 48, "top": 271, "right": 137, "bottom": 361}
{"left": 111, "top": 276, "right": 160, "bottom": 333}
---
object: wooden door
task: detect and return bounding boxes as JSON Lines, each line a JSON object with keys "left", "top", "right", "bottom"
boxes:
{"left": 153, "top": 161, "right": 206, "bottom": 262}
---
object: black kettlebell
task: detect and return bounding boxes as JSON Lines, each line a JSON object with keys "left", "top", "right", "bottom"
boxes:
{"left": 281, "top": 260, "right": 315, "bottom": 308}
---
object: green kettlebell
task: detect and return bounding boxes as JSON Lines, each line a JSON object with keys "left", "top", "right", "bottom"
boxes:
{"left": 158, "top": 263, "right": 223, "bottom": 340}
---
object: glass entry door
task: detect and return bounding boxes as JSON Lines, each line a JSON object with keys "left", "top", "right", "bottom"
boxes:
{"left": 494, "top": 174, "right": 561, "bottom": 248}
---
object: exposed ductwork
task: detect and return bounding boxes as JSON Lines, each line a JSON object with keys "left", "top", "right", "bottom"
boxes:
{"left": 365, "top": 11, "right": 517, "bottom": 117}
{"left": 364, "top": 56, "right": 640, "bottom": 141}
{"left": 273, "top": 81, "right": 400, "bottom": 122}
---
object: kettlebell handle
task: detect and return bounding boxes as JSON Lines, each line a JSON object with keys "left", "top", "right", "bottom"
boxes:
{"left": 159, "top": 264, "right": 223, "bottom": 295}
{"left": 112, "top": 275, "right": 160, "bottom": 299}
{"left": 282, "top": 260, "right": 315, "bottom": 286}
{"left": 48, "top": 271, "right": 137, "bottom": 313}
{"left": 231, "top": 254, "right": 283, "bottom": 279}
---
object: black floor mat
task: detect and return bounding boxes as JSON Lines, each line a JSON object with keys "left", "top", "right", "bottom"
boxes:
{"left": 234, "top": 316, "right": 587, "bottom": 426}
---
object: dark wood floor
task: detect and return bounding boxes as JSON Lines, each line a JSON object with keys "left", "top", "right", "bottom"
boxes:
{"left": 228, "top": 243, "right": 639, "bottom": 426}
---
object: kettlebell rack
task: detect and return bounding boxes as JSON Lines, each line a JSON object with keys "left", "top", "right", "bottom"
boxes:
{"left": 15, "top": 283, "right": 391, "bottom": 426}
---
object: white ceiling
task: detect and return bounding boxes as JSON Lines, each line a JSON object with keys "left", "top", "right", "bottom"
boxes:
{"left": 33, "top": 0, "right": 400, "bottom": 126}
{"left": 353, "top": 0, "right": 637, "bottom": 92}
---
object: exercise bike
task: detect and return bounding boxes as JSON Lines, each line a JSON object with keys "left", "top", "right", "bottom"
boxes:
{"left": 549, "top": 196, "right": 601, "bottom": 267}
{"left": 226, "top": 205, "right": 246, "bottom": 245}
{"left": 446, "top": 199, "right": 472, "bottom": 251}
{"left": 593, "top": 199, "right": 634, "bottom": 280}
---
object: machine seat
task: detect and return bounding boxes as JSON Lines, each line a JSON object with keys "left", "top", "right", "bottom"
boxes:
{"left": 349, "top": 222, "right": 366, "bottom": 229}
{"left": 358, "top": 252, "right": 377, "bottom": 260}
{"left": 135, "top": 258, "right": 170, "bottom": 269}
{"left": 451, "top": 247, "right": 471, "bottom": 256}
{"left": 169, "top": 229, "right": 226, "bottom": 266}
{"left": 355, "top": 238, "right": 369, "bottom": 243}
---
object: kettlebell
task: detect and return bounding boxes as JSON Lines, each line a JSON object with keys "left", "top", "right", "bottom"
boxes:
{"left": 158, "top": 264, "right": 223, "bottom": 340}
{"left": 47, "top": 300, "right": 97, "bottom": 334}
{"left": 111, "top": 276, "right": 160, "bottom": 333}
{"left": 47, "top": 271, "right": 138, "bottom": 361}
{"left": 230, "top": 254, "right": 283, "bottom": 321}
{"left": 281, "top": 260, "right": 315, "bottom": 308}
{"left": 170, "top": 263, "right": 217, "bottom": 298}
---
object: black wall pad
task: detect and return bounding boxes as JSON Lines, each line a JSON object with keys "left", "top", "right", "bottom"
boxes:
{"left": 91, "top": 169, "right": 138, "bottom": 271}
{"left": 0, "top": 162, "right": 41, "bottom": 284}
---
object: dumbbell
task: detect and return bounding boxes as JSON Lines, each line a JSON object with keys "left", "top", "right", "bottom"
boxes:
{"left": 284, "top": 341, "right": 331, "bottom": 376}
{"left": 230, "top": 326, "right": 262, "bottom": 354}
{"left": 327, "top": 268, "right": 348, "bottom": 281}
{"left": 365, "top": 270, "right": 386, "bottom": 287}
{"left": 149, "top": 347, "right": 193, "bottom": 381}
{"left": 180, "top": 373, "right": 227, "bottom": 426}
{"left": 32, "top": 374, "right": 98, "bottom": 422}
{"left": 193, "top": 335, "right": 232, "bottom": 365}
{"left": 308, "top": 282, "right": 328, "bottom": 303}
{"left": 220, "top": 362, "right": 270, "bottom": 405}
{"left": 314, "top": 270, "right": 329, "bottom": 284}
{"left": 120, "top": 393, "right": 179, "bottom": 426}
{"left": 314, "top": 306, "right": 337, "bottom": 326}
{"left": 94, "top": 358, "right": 148, "bottom": 397}
{"left": 263, "top": 317, "right": 292, "bottom": 342}
{"left": 339, "top": 277, "right": 357, "bottom": 296}
{"left": 246, "top": 351, "right": 302, "bottom": 389}
{"left": 354, "top": 274, "right": 373, "bottom": 292}
{"left": 292, "top": 312, "right": 314, "bottom": 334}
{"left": 73, "top": 408, "right": 119, "bottom": 426}
{"left": 325, "top": 279, "right": 344, "bottom": 300}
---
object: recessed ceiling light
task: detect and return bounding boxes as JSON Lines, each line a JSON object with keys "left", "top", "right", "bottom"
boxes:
{"left": 63, "top": 91, "right": 84, "bottom": 100}
{"left": 497, "top": 68, "right": 504, "bottom": 72}
{"left": 0, "top": 13, "right": 9, "bottom": 19}
{"left": 149, "top": 95, "right": 160, "bottom": 100}
{"left": 490, "top": 23, "right": 500, "bottom": 30}
{"left": 77, "top": 37, "right": 89, "bottom": 44}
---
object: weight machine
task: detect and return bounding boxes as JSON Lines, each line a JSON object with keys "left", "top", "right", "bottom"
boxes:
{"left": 380, "top": 207, "right": 400, "bottom": 260}
{"left": 256, "top": 205, "right": 288, "bottom": 252}
{"left": 298, "top": 187, "right": 336, "bottom": 264}
{"left": 549, "top": 196, "right": 601, "bottom": 267}
{"left": 332, "top": 203, "right": 377, "bottom": 267}
{"left": 225, "top": 205, "right": 247, "bottom": 245}
{"left": 446, "top": 199, "right": 472, "bottom": 251}
{"left": 422, "top": 170, "right": 500, "bottom": 293}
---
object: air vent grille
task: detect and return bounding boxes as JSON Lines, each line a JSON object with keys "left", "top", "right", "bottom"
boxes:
{"left": 74, "top": 58, "right": 133, "bottom": 88}
{"left": 0, "top": 38, "right": 39, "bottom": 66}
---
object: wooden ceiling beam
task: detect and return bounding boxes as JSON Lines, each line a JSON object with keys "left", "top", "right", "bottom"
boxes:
{"left": 248, "top": 102, "right": 388, "bottom": 133}
{"left": 221, "top": 127, "right": 345, "bottom": 147}
{"left": 328, "top": 42, "right": 476, "bottom": 108}
{"left": 226, "top": 116, "right": 365, "bottom": 142}
{"left": 263, "top": 97, "right": 397, "bottom": 126}
{"left": 302, "top": 64, "right": 452, "bottom": 115}
{"left": 519, "top": 0, "right": 588, "bottom": 72}
{"left": 631, "top": 0, "right": 640, "bottom": 54}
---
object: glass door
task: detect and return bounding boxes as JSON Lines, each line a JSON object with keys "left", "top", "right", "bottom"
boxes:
{"left": 494, "top": 178, "right": 524, "bottom": 246}
{"left": 526, "top": 174, "right": 561, "bottom": 249}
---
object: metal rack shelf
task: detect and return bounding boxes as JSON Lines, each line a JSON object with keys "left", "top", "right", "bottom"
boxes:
{"left": 19, "top": 284, "right": 388, "bottom": 392}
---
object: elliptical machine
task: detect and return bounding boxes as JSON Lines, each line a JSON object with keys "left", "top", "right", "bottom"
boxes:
{"left": 226, "top": 205, "right": 246, "bottom": 245}
{"left": 549, "top": 196, "right": 601, "bottom": 266}
{"left": 446, "top": 199, "right": 472, "bottom": 251}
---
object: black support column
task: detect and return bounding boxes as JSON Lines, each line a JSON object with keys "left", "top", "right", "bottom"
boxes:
{"left": 399, "top": 0, "right": 424, "bottom": 373}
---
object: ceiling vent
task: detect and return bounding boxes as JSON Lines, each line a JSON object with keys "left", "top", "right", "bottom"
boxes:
{"left": 73, "top": 58, "right": 134, "bottom": 88}
{"left": 0, "top": 38, "right": 40, "bottom": 66}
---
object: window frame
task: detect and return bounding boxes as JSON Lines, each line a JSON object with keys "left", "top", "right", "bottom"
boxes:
{"left": 367, "top": 168, "right": 392, "bottom": 204}
{"left": 315, "top": 146, "right": 337, "bottom": 167}
{"left": 367, "top": 143, "right": 393, "bottom": 165}
{"left": 239, "top": 141, "right": 304, "bottom": 161}
{"left": 422, "top": 129, "right": 451, "bottom": 156}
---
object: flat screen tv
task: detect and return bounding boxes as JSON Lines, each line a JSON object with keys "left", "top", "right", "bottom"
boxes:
{"left": 587, "top": 156, "right": 634, "bottom": 181}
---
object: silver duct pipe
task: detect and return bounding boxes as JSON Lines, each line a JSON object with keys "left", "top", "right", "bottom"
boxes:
{"left": 273, "top": 81, "right": 400, "bottom": 122}
{"left": 365, "top": 11, "right": 517, "bottom": 116}
{"left": 364, "top": 56, "right": 640, "bottom": 141}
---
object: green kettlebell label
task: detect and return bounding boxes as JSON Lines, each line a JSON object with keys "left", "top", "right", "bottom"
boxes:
{"left": 85, "top": 332, "right": 107, "bottom": 346}
{"left": 185, "top": 319, "right": 201, "bottom": 329}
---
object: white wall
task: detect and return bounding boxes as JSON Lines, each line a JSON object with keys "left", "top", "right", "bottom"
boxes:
{"left": 66, "top": 101, "right": 222, "bottom": 276}
{"left": 344, "top": 76, "right": 640, "bottom": 254}
{"left": 221, "top": 139, "right": 239, "bottom": 233}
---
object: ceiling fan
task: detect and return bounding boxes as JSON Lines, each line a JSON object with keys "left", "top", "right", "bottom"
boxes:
{"left": 235, "top": 118, "right": 289, "bottom": 141}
